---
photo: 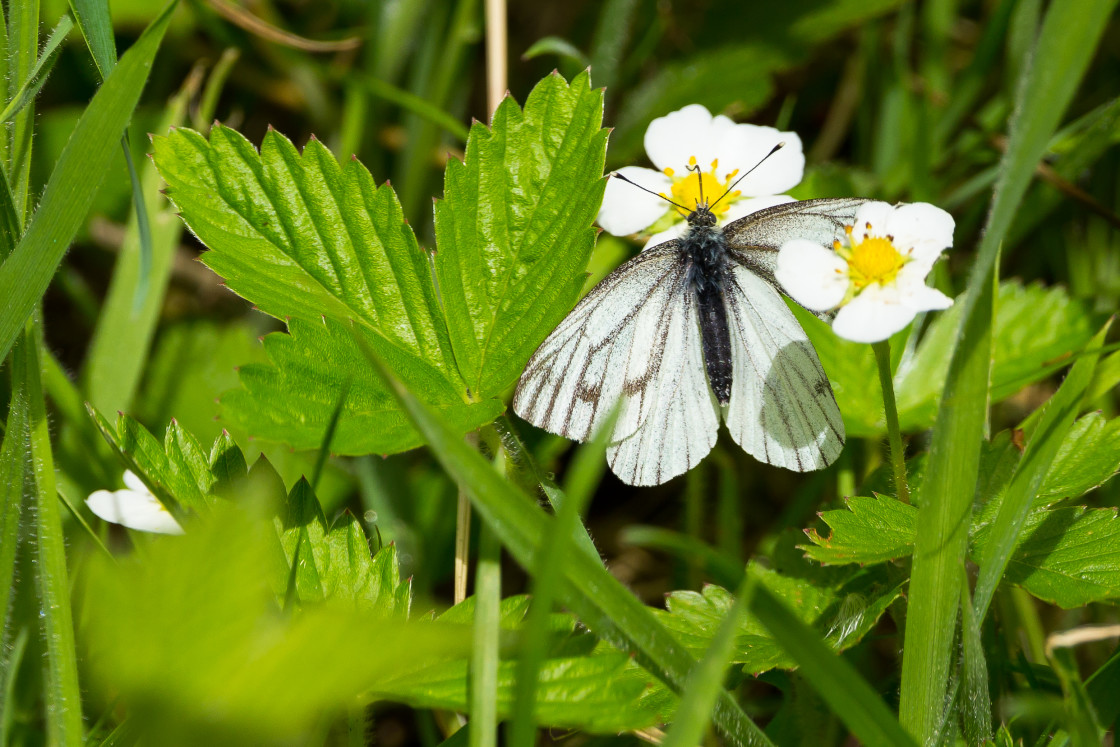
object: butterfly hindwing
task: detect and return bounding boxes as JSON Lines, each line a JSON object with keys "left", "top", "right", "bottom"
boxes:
{"left": 723, "top": 260, "right": 845, "bottom": 471}
{"left": 513, "top": 243, "right": 719, "bottom": 481}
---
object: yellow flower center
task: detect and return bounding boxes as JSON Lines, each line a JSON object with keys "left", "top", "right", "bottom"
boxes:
{"left": 660, "top": 157, "right": 741, "bottom": 218}
{"left": 846, "top": 236, "right": 905, "bottom": 288}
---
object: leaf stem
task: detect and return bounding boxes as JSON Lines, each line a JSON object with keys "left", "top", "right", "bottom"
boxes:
{"left": 872, "top": 340, "right": 909, "bottom": 505}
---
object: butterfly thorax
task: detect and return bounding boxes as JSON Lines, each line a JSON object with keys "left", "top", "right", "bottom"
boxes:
{"left": 682, "top": 213, "right": 734, "bottom": 406}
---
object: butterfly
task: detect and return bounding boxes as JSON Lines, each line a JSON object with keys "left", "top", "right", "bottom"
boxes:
{"left": 513, "top": 163, "right": 867, "bottom": 486}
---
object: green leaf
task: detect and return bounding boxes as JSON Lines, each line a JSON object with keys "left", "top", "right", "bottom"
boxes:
{"left": 68, "top": 0, "right": 118, "bottom": 79}
{"left": 0, "top": 15, "right": 73, "bottom": 124}
{"left": 802, "top": 495, "right": 918, "bottom": 565}
{"left": 804, "top": 282, "right": 1102, "bottom": 437}
{"left": 973, "top": 506, "right": 1120, "bottom": 608}
{"left": 972, "top": 321, "right": 1110, "bottom": 619}
{"left": 655, "top": 564, "right": 903, "bottom": 675}
{"left": 899, "top": 0, "right": 1117, "bottom": 734}
{"left": 81, "top": 507, "right": 473, "bottom": 742}
{"left": 16, "top": 329, "right": 84, "bottom": 745}
{"left": 84, "top": 78, "right": 193, "bottom": 416}
{"left": 0, "top": 3, "right": 174, "bottom": 363}
{"left": 434, "top": 71, "right": 608, "bottom": 398}
{"left": 375, "top": 597, "right": 660, "bottom": 733}
{"left": 1040, "top": 412, "right": 1120, "bottom": 501}
{"left": 222, "top": 317, "right": 503, "bottom": 454}
{"left": 152, "top": 126, "right": 502, "bottom": 452}
{"left": 748, "top": 585, "right": 918, "bottom": 747}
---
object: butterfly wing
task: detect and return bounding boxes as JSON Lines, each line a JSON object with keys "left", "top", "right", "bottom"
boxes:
{"left": 513, "top": 243, "right": 720, "bottom": 486}
{"left": 722, "top": 197, "right": 867, "bottom": 289}
{"left": 722, "top": 261, "right": 845, "bottom": 470}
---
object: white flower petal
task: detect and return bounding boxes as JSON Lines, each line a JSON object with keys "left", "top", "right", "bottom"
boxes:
{"left": 902, "top": 282, "right": 954, "bottom": 312}
{"left": 831, "top": 286, "right": 916, "bottom": 343}
{"left": 87, "top": 488, "right": 184, "bottom": 534}
{"left": 123, "top": 469, "right": 147, "bottom": 492}
{"left": 885, "top": 202, "right": 954, "bottom": 254}
{"left": 644, "top": 105, "right": 718, "bottom": 173}
{"left": 851, "top": 201, "right": 894, "bottom": 241}
{"left": 775, "top": 239, "right": 849, "bottom": 311}
{"left": 642, "top": 222, "right": 688, "bottom": 250}
{"left": 717, "top": 126, "right": 805, "bottom": 196}
{"left": 720, "top": 195, "right": 796, "bottom": 223}
{"left": 598, "top": 167, "right": 672, "bottom": 236}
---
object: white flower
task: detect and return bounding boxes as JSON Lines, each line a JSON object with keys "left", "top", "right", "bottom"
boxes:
{"left": 86, "top": 470, "right": 184, "bottom": 534}
{"left": 598, "top": 104, "right": 805, "bottom": 248}
{"left": 775, "top": 201, "right": 955, "bottom": 343}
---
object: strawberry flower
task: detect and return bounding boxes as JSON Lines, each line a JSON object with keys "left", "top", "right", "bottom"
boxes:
{"left": 597, "top": 104, "right": 805, "bottom": 248}
{"left": 86, "top": 470, "right": 184, "bottom": 535}
{"left": 775, "top": 201, "right": 955, "bottom": 343}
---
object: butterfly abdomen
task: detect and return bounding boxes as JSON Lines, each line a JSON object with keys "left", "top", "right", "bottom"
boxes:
{"left": 684, "top": 225, "right": 734, "bottom": 405}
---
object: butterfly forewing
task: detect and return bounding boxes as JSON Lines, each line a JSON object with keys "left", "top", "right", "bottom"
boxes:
{"left": 722, "top": 197, "right": 867, "bottom": 284}
{"left": 513, "top": 243, "right": 718, "bottom": 470}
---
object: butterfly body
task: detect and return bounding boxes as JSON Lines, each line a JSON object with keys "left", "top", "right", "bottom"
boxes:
{"left": 682, "top": 207, "right": 735, "bottom": 404}
{"left": 514, "top": 198, "right": 866, "bottom": 486}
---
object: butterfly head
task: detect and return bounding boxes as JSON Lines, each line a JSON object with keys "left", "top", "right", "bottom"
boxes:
{"left": 687, "top": 204, "right": 718, "bottom": 227}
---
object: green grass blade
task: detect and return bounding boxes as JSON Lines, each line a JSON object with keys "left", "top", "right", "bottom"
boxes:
{"left": 0, "top": 349, "right": 31, "bottom": 686}
{"left": 750, "top": 585, "right": 918, "bottom": 747}
{"left": 67, "top": 0, "right": 118, "bottom": 78}
{"left": 959, "top": 568, "right": 992, "bottom": 745}
{"left": 972, "top": 323, "right": 1110, "bottom": 620}
{"left": 661, "top": 569, "right": 754, "bottom": 747}
{"left": 18, "top": 324, "right": 84, "bottom": 745}
{"left": 6, "top": 0, "right": 38, "bottom": 215}
{"left": 508, "top": 410, "right": 615, "bottom": 746}
{"left": 0, "top": 14, "right": 74, "bottom": 124}
{"left": 898, "top": 0, "right": 1118, "bottom": 738}
{"left": 0, "top": 159, "right": 19, "bottom": 261}
{"left": 0, "top": 2, "right": 176, "bottom": 364}
{"left": 469, "top": 525, "right": 500, "bottom": 747}
{"left": 358, "top": 337, "right": 773, "bottom": 747}
{"left": 84, "top": 79, "right": 191, "bottom": 416}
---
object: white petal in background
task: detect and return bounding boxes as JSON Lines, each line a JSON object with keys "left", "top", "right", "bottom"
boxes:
{"left": 643, "top": 222, "right": 689, "bottom": 250}
{"left": 718, "top": 127, "right": 804, "bottom": 197}
{"left": 643, "top": 104, "right": 722, "bottom": 173}
{"left": 86, "top": 470, "right": 184, "bottom": 535}
{"left": 598, "top": 166, "right": 671, "bottom": 236}
{"left": 720, "top": 195, "right": 796, "bottom": 223}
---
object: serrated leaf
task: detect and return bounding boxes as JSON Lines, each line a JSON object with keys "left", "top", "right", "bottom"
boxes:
{"left": 1040, "top": 412, "right": 1120, "bottom": 501}
{"left": 972, "top": 506, "right": 1120, "bottom": 608}
{"left": 81, "top": 507, "right": 473, "bottom": 742}
{"left": 380, "top": 594, "right": 658, "bottom": 733}
{"left": 276, "top": 478, "right": 329, "bottom": 603}
{"left": 433, "top": 71, "right": 608, "bottom": 398}
{"left": 152, "top": 125, "right": 500, "bottom": 452}
{"left": 325, "top": 520, "right": 411, "bottom": 617}
{"left": 222, "top": 317, "right": 504, "bottom": 454}
{"left": 90, "top": 408, "right": 213, "bottom": 512}
{"left": 374, "top": 653, "right": 658, "bottom": 733}
{"left": 802, "top": 495, "right": 918, "bottom": 565}
{"left": 655, "top": 565, "right": 903, "bottom": 675}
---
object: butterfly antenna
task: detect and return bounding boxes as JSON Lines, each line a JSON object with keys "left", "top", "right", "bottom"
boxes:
{"left": 610, "top": 172, "right": 691, "bottom": 213}
{"left": 687, "top": 162, "right": 705, "bottom": 208}
{"left": 709, "top": 141, "right": 785, "bottom": 211}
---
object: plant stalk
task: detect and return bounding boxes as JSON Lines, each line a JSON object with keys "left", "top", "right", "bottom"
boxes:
{"left": 872, "top": 340, "right": 909, "bottom": 504}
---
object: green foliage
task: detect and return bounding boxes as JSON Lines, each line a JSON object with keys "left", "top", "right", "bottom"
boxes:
{"left": 803, "top": 282, "right": 1104, "bottom": 436}
{"left": 802, "top": 495, "right": 917, "bottom": 565}
{"left": 434, "top": 71, "right": 608, "bottom": 398}
{"left": 153, "top": 71, "right": 607, "bottom": 455}
{"left": 656, "top": 562, "right": 902, "bottom": 675}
